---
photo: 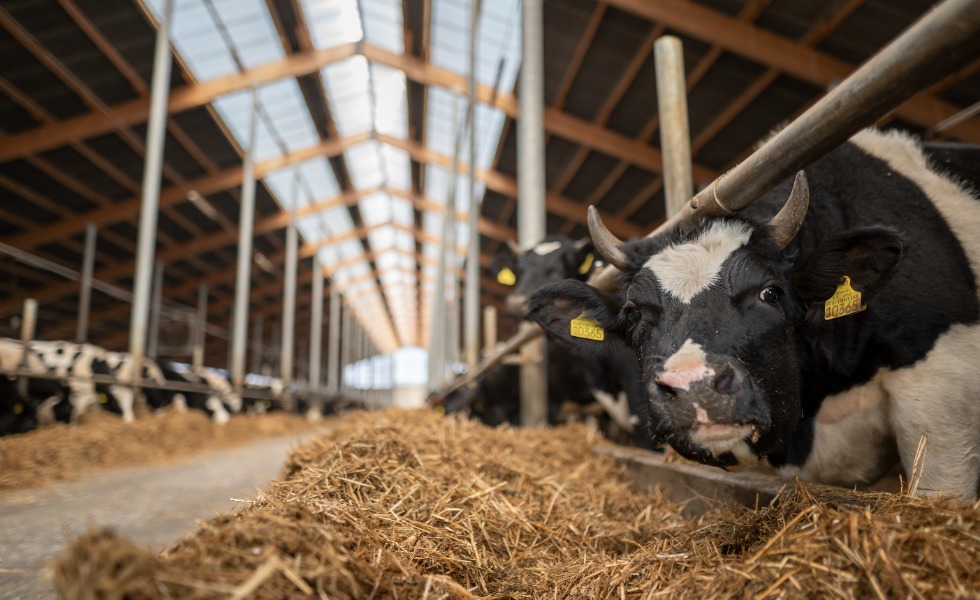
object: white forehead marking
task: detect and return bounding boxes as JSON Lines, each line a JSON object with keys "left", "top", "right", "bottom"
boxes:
{"left": 532, "top": 240, "right": 562, "bottom": 256}
{"left": 643, "top": 221, "right": 752, "bottom": 303}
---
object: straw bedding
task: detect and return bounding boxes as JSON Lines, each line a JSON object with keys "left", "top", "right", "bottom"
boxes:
{"left": 0, "top": 408, "right": 315, "bottom": 492}
{"left": 53, "top": 408, "right": 979, "bottom": 599}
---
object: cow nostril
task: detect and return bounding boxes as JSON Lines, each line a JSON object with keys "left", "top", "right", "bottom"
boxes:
{"left": 713, "top": 365, "right": 737, "bottom": 394}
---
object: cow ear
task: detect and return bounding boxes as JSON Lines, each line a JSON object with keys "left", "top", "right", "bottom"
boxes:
{"left": 527, "top": 279, "right": 626, "bottom": 358}
{"left": 792, "top": 226, "right": 906, "bottom": 304}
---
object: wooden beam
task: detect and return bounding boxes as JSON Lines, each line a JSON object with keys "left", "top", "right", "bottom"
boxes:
{"left": 604, "top": 0, "right": 980, "bottom": 143}
{"left": 0, "top": 43, "right": 360, "bottom": 163}
{"left": 4, "top": 132, "right": 371, "bottom": 254}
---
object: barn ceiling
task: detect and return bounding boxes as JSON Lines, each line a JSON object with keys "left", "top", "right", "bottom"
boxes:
{"left": 0, "top": 0, "right": 978, "bottom": 365}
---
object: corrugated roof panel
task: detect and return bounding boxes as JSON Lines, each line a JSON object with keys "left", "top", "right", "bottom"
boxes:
{"left": 361, "top": 0, "right": 403, "bottom": 53}
{"left": 345, "top": 140, "right": 384, "bottom": 189}
{"left": 361, "top": 193, "right": 394, "bottom": 227}
{"left": 300, "top": 0, "right": 363, "bottom": 49}
{"left": 321, "top": 56, "right": 373, "bottom": 136}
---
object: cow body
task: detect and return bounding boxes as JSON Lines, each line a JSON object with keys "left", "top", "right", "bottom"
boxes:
{"left": 529, "top": 129, "right": 980, "bottom": 499}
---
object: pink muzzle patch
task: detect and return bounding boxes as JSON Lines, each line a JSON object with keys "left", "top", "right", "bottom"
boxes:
{"left": 655, "top": 365, "right": 714, "bottom": 391}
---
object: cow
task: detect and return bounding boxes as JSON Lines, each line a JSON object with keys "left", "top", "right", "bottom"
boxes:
{"left": 449, "top": 236, "right": 641, "bottom": 439}
{"left": 156, "top": 361, "right": 236, "bottom": 424}
{"left": 527, "top": 129, "right": 980, "bottom": 499}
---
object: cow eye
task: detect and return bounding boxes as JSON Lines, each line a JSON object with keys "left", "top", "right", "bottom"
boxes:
{"left": 623, "top": 302, "right": 641, "bottom": 326}
{"left": 759, "top": 286, "right": 780, "bottom": 304}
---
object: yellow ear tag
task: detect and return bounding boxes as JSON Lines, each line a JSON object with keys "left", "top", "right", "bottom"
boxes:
{"left": 98, "top": 392, "right": 108, "bottom": 404}
{"left": 578, "top": 253, "right": 594, "bottom": 275}
{"left": 13, "top": 403, "right": 23, "bottom": 415}
{"left": 570, "top": 312, "right": 605, "bottom": 341}
{"left": 824, "top": 276, "right": 867, "bottom": 320}
{"left": 497, "top": 267, "right": 516, "bottom": 286}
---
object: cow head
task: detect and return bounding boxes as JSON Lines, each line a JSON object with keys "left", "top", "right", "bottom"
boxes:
{"left": 528, "top": 173, "right": 906, "bottom": 469}
{"left": 493, "top": 236, "right": 597, "bottom": 316}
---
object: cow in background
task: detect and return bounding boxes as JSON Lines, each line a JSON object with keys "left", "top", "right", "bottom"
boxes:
{"left": 448, "top": 236, "right": 639, "bottom": 441}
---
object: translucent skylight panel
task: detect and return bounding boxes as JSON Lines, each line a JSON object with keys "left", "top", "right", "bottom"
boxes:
{"left": 300, "top": 0, "right": 364, "bottom": 49}
{"left": 294, "top": 214, "right": 326, "bottom": 243}
{"left": 361, "top": 0, "right": 403, "bottom": 53}
{"left": 259, "top": 80, "right": 319, "bottom": 153}
{"left": 317, "top": 247, "right": 340, "bottom": 269}
{"left": 367, "top": 226, "right": 396, "bottom": 252}
{"left": 337, "top": 238, "right": 367, "bottom": 260}
{"left": 297, "top": 159, "right": 340, "bottom": 200}
{"left": 395, "top": 230, "right": 415, "bottom": 251}
{"left": 321, "top": 57, "right": 373, "bottom": 136}
{"left": 380, "top": 145, "right": 411, "bottom": 191}
{"left": 144, "top": 0, "right": 237, "bottom": 81}
{"left": 345, "top": 141, "right": 385, "bottom": 189}
{"left": 212, "top": 90, "right": 282, "bottom": 162}
{"left": 371, "top": 65, "right": 408, "bottom": 137}
{"left": 320, "top": 205, "right": 355, "bottom": 235}
{"left": 422, "top": 211, "right": 444, "bottom": 236}
{"left": 425, "top": 86, "right": 462, "bottom": 157}
{"left": 375, "top": 251, "right": 401, "bottom": 270}
{"left": 217, "top": 0, "right": 284, "bottom": 69}
{"left": 359, "top": 192, "right": 393, "bottom": 227}
{"left": 423, "top": 165, "right": 450, "bottom": 205}
{"left": 263, "top": 168, "right": 301, "bottom": 210}
{"left": 390, "top": 197, "right": 413, "bottom": 227}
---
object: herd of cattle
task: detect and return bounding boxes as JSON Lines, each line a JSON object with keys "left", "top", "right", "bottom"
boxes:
{"left": 0, "top": 338, "right": 310, "bottom": 436}
{"left": 453, "top": 129, "right": 980, "bottom": 500}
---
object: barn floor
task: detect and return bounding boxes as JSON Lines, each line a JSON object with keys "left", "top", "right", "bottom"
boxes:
{"left": 0, "top": 431, "right": 316, "bottom": 599}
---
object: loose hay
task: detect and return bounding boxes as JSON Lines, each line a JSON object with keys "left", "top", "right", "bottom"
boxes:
{"left": 0, "top": 409, "right": 316, "bottom": 492}
{"left": 55, "top": 408, "right": 980, "bottom": 598}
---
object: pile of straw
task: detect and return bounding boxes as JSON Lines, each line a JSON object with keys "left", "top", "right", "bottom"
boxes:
{"left": 53, "top": 408, "right": 979, "bottom": 598}
{"left": 0, "top": 409, "right": 315, "bottom": 492}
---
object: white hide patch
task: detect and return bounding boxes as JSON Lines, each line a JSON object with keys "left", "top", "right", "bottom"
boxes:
{"left": 782, "top": 371, "right": 896, "bottom": 487}
{"left": 658, "top": 339, "right": 714, "bottom": 391}
{"left": 532, "top": 240, "right": 562, "bottom": 256}
{"left": 644, "top": 220, "right": 753, "bottom": 303}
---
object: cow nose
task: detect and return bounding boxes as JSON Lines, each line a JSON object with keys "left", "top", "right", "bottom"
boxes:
{"left": 654, "top": 361, "right": 744, "bottom": 396}
{"left": 505, "top": 293, "right": 529, "bottom": 317}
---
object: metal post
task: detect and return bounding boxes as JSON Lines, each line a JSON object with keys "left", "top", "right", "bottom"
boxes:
{"left": 426, "top": 270, "right": 445, "bottom": 392}
{"left": 309, "top": 256, "right": 324, "bottom": 395}
{"left": 281, "top": 220, "right": 298, "bottom": 399}
{"left": 76, "top": 222, "right": 97, "bottom": 344}
{"left": 387, "top": 350, "right": 394, "bottom": 406}
{"left": 341, "top": 303, "right": 352, "bottom": 397}
{"left": 654, "top": 36, "right": 693, "bottom": 218}
{"left": 192, "top": 284, "right": 207, "bottom": 372}
{"left": 147, "top": 261, "right": 164, "bottom": 360}
{"left": 230, "top": 86, "right": 259, "bottom": 392}
{"left": 327, "top": 287, "right": 341, "bottom": 397}
{"left": 464, "top": 0, "right": 482, "bottom": 371}
{"left": 128, "top": 0, "right": 173, "bottom": 381}
{"left": 482, "top": 305, "right": 497, "bottom": 358}
{"left": 445, "top": 92, "right": 462, "bottom": 384}
{"left": 17, "top": 299, "right": 37, "bottom": 397}
{"left": 518, "top": 0, "right": 548, "bottom": 427}
{"left": 250, "top": 315, "right": 264, "bottom": 375}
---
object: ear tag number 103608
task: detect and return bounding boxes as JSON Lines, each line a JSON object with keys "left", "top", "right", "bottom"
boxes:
{"left": 824, "top": 276, "right": 867, "bottom": 320}
{"left": 570, "top": 312, "right": 604, "bottom": 341}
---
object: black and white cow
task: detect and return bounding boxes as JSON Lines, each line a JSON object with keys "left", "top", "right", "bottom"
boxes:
{"left": 471, "top": 236, "right": 640, "bottom": 437}
{"left": 156, "top": 361, "right": 237, "bottom": 424}
{"left": 528, "top": 129, "right": 980, "bottom": 499}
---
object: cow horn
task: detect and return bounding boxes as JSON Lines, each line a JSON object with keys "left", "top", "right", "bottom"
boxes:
{"left": 767, "top": 171, "right": 809, "bottom": 250}
{"left": 506, "top": 238, "right": 523, "bottom": 257}
{"left": 587, "top": 206, "right": 628, "bottom": 271}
